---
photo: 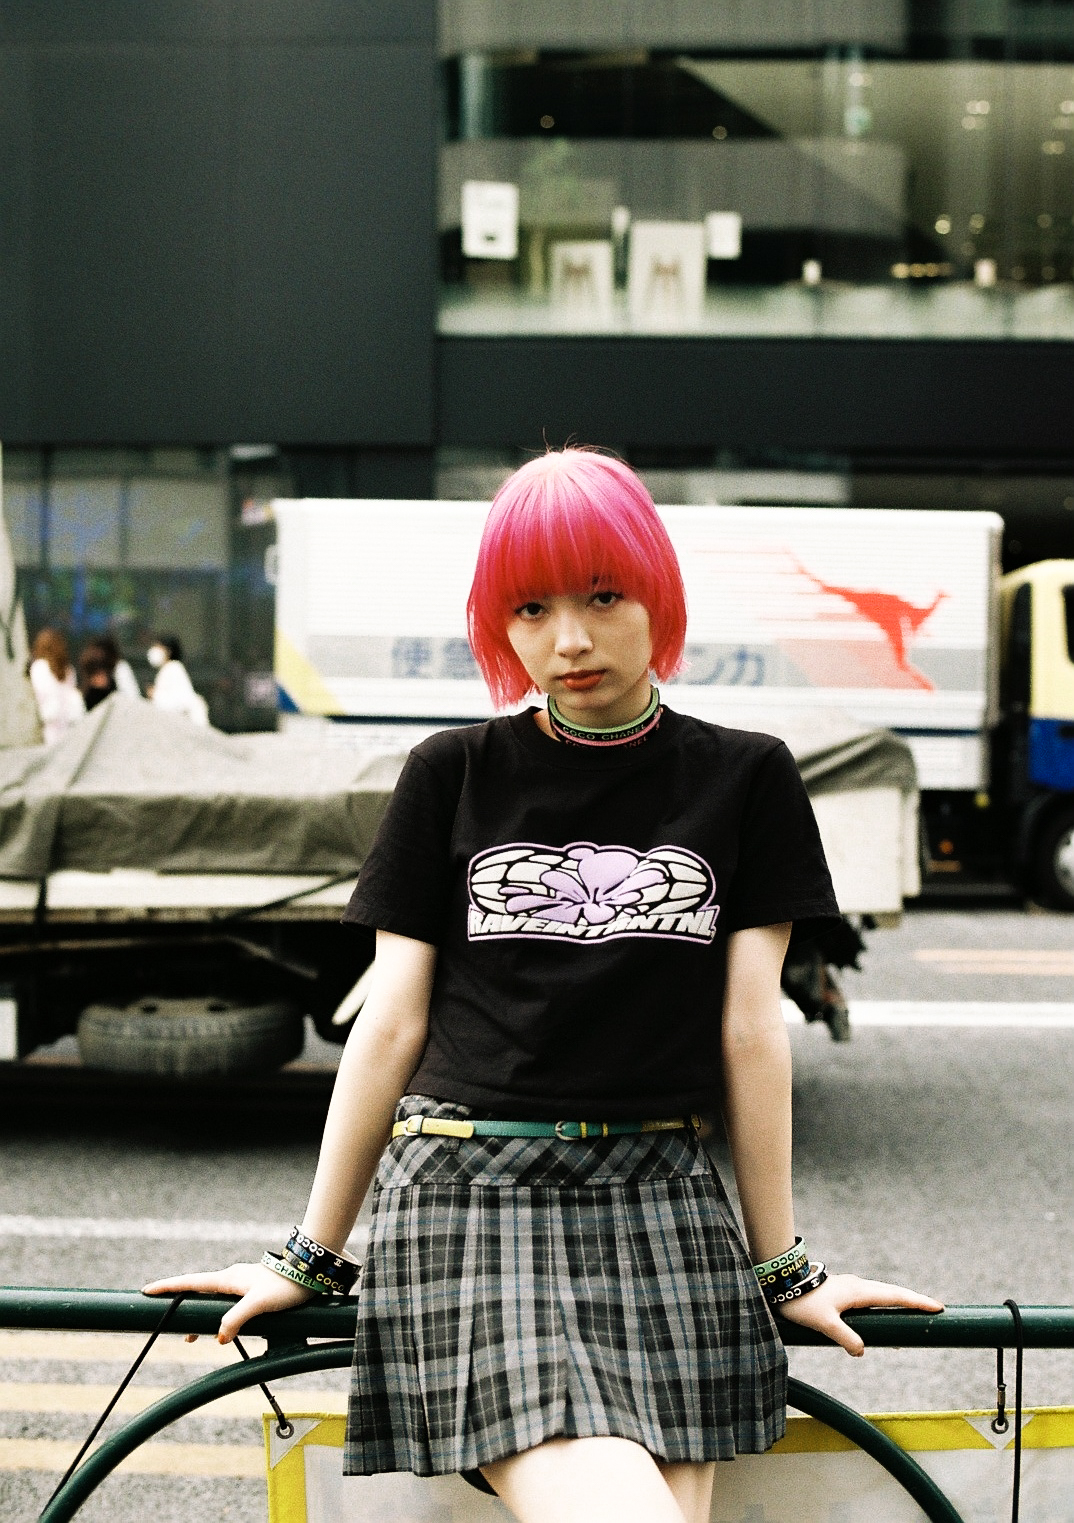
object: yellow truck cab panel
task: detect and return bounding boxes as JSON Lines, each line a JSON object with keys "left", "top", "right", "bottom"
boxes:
{"left": 1000, "top": 560, "right": 1074, "bottom": 792}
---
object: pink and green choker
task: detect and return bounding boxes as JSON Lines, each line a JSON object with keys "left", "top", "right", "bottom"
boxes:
{"left": 547, "top": 686, "right": 662, "bottom": 748}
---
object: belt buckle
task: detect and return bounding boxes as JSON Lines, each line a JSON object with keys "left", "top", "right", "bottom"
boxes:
{"left": 555, "top": 1120, "right": 607, "bottom": 1140}
{"left": 403, "top": 1115, "right": 424, "bottom": 1135}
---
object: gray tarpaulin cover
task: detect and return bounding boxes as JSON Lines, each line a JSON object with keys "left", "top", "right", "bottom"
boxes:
{"left": 0, "top": 696, "right": 406, "bottom": 879}
{"left": 0, "top": 695, "right": 915, "bottom": 881}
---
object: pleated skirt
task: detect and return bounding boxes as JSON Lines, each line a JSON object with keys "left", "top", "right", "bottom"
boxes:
{"left": 344, "top": 1094, "right": 787, "bottom": 1477}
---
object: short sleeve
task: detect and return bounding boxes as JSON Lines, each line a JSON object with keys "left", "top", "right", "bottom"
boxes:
{"left": 341, "top": 750, "right": 456, "bottom": 945}
{"left": 722, "top": 740, "right": 841, "bottom": 933}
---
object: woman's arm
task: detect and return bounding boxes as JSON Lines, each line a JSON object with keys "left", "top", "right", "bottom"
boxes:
{"left": 722, "top": 924, "right": 942, "bottom": 1356}
{"left": 143, "top": 929, "right": 436, "bottom": 1341}
{"left": 721, "top": 923, "right": 796, "bottom": 1266}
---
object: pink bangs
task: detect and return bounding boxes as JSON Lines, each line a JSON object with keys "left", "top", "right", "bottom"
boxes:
{"left": 467, "top": 449, "right": 688, "bottom": 708}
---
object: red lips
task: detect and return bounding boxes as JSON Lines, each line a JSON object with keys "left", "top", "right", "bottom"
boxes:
{"left": 560, "top": 670, "right": 604, "bottom": 691}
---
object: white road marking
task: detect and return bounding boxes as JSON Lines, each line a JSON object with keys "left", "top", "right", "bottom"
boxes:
{"left": 0, "top": 1216, "right": 368, "bottom": 1248}
{"left": 913, "top": 949, "right": 1074, "bottom": 975}
{"left": 0, "top": 1381, "right": 346, "bottom": 1417}
{"left": 0, "top": 1436, "right": 262, "bottom": 1475}
{"left": 0, "top": 1329, "right": 240, "bottom": 1365}
{"left": 914, "top": 948, "right": 1074, "bottom": 962}
{"left": 784, "top": 1001, "right": 1074, "bottom": 1027}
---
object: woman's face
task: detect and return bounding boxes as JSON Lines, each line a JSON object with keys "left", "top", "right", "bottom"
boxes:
{"left": 506, "top": 589, "right": 653, "bottom": 727}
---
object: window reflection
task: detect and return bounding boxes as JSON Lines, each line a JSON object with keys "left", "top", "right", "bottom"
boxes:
{"left": 439, "top": 25, "right": 1074, "bottom": 338}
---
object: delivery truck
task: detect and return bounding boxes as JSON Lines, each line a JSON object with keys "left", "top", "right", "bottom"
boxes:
{"left": 4, "top": 492, "right": 1071, "bottom": 1077}
{"left": 0, "top": 490, "right": 921, "bottom": 1071}
{"left": 271, "top": 495, "right": 1074, "bottom": 910}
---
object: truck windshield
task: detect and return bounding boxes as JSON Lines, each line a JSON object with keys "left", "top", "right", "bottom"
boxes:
{"left": 1006, "top": 582, "right": 1032, "bottom": 713}
{"left": 1064, "top": 586, "right": 1074, "bottom": 665}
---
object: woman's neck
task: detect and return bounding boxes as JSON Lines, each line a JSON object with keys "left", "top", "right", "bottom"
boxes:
{"left": 539, "top": 685, "right": 662, "bottom": 748}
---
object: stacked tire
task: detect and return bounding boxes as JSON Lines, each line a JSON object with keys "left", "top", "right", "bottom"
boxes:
{"left": 77, "top": 996, "right": 304, "bottom": 1079}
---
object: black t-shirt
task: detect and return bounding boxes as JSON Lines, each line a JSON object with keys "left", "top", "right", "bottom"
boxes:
{"left": 343, "top": 707, "right": 839, "bottom": 1119}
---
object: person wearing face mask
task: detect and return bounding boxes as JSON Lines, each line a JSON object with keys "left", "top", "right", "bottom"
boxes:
{"left": 146, "top": 635, "right": 209, "bottom": 727}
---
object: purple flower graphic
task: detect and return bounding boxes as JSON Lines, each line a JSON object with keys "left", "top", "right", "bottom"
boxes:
{"left": 505, "top": 846, "right": 666, "bottom": 925}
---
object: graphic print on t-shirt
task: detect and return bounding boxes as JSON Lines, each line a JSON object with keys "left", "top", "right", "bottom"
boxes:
{"left": 467, "top": 841, "right": 719, "bottom": 944}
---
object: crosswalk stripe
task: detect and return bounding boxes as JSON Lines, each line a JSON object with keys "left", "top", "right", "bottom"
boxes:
{"left": 0, "top": 1382, "right": 347, "bottom": 1417}
{"left": 784, "top": 1001, "right": 1074, "bottom": 1027}
{"left": 914, "top": 948, "right": 1074, "bottom": 964}
{"left": 0, "top": 1215, "right": 368, "bottom": 1246}
{"left": 0, "top": 1216, "right": 293, "bottom": 1241}
{"left": 0, "top": 1437, "right": 262, "bottom": 1476}
{"left": 0, "top": 1329, "right": 240, "bottom": 1365}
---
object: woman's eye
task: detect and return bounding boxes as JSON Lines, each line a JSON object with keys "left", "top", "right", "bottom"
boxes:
{"left": 592, "top": 590, "right": 623, "bottom": 608}
{"left": 514, "top": 601, "right": 545, "bottom": 619}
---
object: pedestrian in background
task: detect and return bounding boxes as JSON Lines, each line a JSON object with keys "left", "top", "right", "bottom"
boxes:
{"left": 28, "top": 628, "right": 85, "bottom": 744}
{"left": 147, "top": 635, "right": 208, "bottom": 726}
{"left": 81, "top": 634, "right": 140, "bottom": 703}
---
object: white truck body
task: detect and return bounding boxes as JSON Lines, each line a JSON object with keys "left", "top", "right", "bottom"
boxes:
{"left": 274, "top": 500, "right": 1001, "bottom": 791}
{"left": 274, "top": 498, "right": 992, "bottom": 917}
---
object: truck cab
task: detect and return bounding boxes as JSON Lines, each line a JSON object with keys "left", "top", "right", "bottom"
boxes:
{"left": 1000, "top": 559, "right": 1074, "bottom": 907}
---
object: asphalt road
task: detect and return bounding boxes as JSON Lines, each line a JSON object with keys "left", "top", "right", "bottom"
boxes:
{"left": 1, "top": 906, "right": 1073, "bottom": 1521}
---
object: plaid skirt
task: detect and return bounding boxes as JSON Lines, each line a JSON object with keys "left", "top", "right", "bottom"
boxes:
{"left": 344, "top": 1095, "right": 787, "bottom": 1477}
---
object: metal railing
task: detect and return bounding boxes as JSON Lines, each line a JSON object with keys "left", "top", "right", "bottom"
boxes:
{"left": 3, "top": 1288, "right": 1073, "bottom": 1523}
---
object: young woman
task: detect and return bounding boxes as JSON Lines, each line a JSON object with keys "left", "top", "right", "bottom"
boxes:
{"left": 28, "top": 627, "right": 85, "bottom": 744}
{"left": 147, "top": 634, "right": 209, "bottom": 726}
{"left": 147, "top": 449, "right": 940, "bottom": 1523}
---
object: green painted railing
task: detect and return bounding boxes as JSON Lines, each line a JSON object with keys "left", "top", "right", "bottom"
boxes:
{"left": 4, "top": 1288, "right": 1073, "bottom": 1522}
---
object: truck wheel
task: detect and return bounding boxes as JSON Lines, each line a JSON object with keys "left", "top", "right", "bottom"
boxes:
{"left": 77, "top": 997, "right": 304, "bottom": 1079}
{"left": 1032, "top": 805, "right": 1074, "bottom": 911}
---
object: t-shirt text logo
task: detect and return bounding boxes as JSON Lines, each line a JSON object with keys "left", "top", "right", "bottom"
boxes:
{"left": 467, "top": 842, "right": 719, "bottom": 946}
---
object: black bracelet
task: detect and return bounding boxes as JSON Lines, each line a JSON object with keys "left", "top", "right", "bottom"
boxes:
{"left": 285, "top": 1227, "right": 361, "bottom": 1294}
{"left": 279, "top": 1247, "right": 352, "bottom": 1297}
{"left": 753, "top": 1237, "right": 808, "bottom": 1279}
{"left": 766, "top": 1261, "right": 828, "bottom": 1307}
{"left": 756, "top": 1256, "right": 814, "bottom": 1292}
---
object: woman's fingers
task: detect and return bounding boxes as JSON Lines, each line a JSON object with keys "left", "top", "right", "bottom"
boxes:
{"left": 834, "top": 1276, "right": 945, "bottom": 1313}
{"left": 777, "top": 1274, "right": 943, "bottom": 1357}
{"left": 141, "top": 1265, "right": 257, "bottom": 1299}
{"left": 819, "top": 1312, "right": 866, "bottom": 1358}
{"left": 143, "top": 1263, "right": 314, "bottom": 1344}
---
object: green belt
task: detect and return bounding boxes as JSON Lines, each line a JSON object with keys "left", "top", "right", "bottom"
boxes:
{"left": 391, "top": 1114, "right": 700, "bottom": 1142}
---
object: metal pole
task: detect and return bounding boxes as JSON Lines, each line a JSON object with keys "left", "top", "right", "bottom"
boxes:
{"left": 4, "top": 1290, "right": 1069, "bottom": 1522}
{"left": 6, "top": 1288, "right": 1074, "bottom": 1346}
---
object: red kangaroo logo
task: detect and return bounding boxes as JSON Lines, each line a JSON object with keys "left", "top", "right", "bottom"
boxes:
{"left": 794, "top": 560, "right": 946, "bottom": 689}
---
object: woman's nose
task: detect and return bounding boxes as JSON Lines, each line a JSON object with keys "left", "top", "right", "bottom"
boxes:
{"left": 553, "top": 614, "right": 593, "bottom": 656}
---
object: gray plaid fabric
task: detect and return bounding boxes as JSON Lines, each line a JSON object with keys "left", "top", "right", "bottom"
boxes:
{"left": 345, "top": 1095, "right": 787, "bottom": 1477}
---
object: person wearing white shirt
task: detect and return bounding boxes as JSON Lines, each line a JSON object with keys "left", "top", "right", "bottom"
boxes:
{"left": 147, "top": 636, "right": 209, "bottom": 727}
{"left": 29, "top": 628, "right": 86, "bottom": 745}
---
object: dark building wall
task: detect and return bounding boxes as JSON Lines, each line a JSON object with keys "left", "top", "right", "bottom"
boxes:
{"left": 438, "top": 338, "right": 1074, "bottom": 465}
{"left": 0, "top": 2, "right": 438, "bottom": 447}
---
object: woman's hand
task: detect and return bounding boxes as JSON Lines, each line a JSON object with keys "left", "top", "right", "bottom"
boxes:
{"left": 142, "top": 1262, "right": 313, "bottom": 1344}
{"left": 775, "top": 1272, "right": 944, "bottom": 1357}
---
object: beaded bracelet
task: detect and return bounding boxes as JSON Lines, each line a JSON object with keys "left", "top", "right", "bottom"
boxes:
{"left": 766, "top": 1262, "right": 828, "bottom": 1307}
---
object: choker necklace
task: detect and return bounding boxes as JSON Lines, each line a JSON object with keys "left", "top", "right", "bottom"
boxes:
{"left": 547, "top": 687, "right": 662, "bottom": 748}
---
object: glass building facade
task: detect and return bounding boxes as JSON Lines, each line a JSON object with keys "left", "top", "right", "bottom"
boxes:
{"left": 439, "top": 1, "right": 1074, "bottom": 337}
{"left": 6, "top": 448, "right": 289, "bottom": 732}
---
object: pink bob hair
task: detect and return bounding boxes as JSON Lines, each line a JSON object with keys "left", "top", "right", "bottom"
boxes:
{"left": 467, "top": 448, "right": 688, "bottom": 709}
